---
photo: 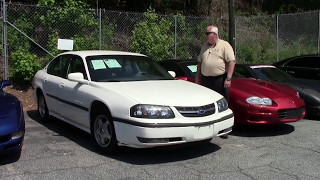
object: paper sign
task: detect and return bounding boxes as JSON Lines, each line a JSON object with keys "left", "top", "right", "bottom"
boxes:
{"left": 91, "top": 60, "right": 107, "bottom": 70}
{"left": 104, "top": 59, "right": 122, "bottom": 68}
{"left": 57, "top": 39, "right": 74, "bottom": 50}
{"left": 187, "top": 65, "right": 197, "bottom": 73}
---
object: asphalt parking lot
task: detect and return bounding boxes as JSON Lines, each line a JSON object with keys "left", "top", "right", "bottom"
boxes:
{"left": 1, "top": 110, "right": 320, "bottom": 180}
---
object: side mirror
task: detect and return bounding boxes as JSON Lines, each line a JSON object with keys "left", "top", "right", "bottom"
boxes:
{"left": 0, "top": 80, "right": 12, "bottom": 90}
{"left": 68, "top": 73, "right": 87, "bottom": 84}
{"left": 168, "top": 71, "right": 176, "bottom": 78}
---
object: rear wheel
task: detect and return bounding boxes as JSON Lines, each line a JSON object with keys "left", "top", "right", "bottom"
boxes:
{"left": 37, "top": 93, "right": 49, "bottom": 121}
{"left": 91, "top": 111, "right": 118, "bottom": 154}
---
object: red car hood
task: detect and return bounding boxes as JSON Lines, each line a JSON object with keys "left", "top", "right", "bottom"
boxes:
{"left": 230, "top": 78, "right": 299, "bottom": 98}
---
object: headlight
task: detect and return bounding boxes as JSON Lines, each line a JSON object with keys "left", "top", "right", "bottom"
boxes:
{"left": 11, "top": 130, "right": 24, "bottom": 140}
{"left": 217, "top": 98, "right": 228, "bottom": 112}
{"left": 130, "top": 104, "right": 175, "bottom": 118}
{"left": 246, "top": 96, "right": 272, "bottom": 106}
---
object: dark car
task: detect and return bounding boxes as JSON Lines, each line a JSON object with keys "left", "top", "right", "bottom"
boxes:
{"left": 273, "top": 54, "right": 320, "bottom": 80}
{"left": 160, "top": 60, "right": 305, "bottom": 124}
{"left": 235, "top": 64, "right": 320, "bottom": 118}
{"left": 159, "top": 60, "right": 197, "bottom": 83}
{"left": 0, "top": 80, "right": 25, "bottom": 155}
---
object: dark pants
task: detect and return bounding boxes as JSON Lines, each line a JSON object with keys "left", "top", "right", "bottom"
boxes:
{"left": 201, "top": 73, "right": 229, "bottom": 101}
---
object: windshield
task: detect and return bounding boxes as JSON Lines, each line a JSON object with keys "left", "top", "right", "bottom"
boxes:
{"left": 250, "top": 66, "right": 292, "bottom": 81}
{"left": 86, "top": 55, "right": 174, "bottom": 82}
{"left": 181, "top": 61, "right": 244, "bottom": 79}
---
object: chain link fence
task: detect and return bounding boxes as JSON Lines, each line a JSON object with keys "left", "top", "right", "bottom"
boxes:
{"left": 1, "top": 3, "right": 320, "bottom": 80}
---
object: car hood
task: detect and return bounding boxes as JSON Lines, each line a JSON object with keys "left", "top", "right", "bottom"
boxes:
{"left": 94, "top": 80, "right": 223, "bottom": 106}
{"left": 0, "top": 91, "right": 24, "bottom": 135}
{"left": 231, "top": 78, "right": 298, "bottom": 98}
{"left": 279, "top": 78, "right": 320, "bottom": 92}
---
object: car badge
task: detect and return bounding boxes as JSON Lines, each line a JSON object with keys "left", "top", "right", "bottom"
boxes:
{"left": 198, "top": 109, "right": 206, "bottom": 114}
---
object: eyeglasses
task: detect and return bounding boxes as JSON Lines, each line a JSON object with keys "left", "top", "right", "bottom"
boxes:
{"left": 205, "top": 32, "right": 215, "bottom": 35}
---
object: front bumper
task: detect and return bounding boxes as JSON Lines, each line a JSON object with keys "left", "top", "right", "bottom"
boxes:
{"left": 113, "top": 111, "right": 234, "bottom": 148}
{"left": 0, "top": 133, "right": 24, "bottom": 154}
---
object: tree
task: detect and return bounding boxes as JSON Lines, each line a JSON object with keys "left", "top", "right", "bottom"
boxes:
{"left": 131, "top": 8, "right": 174, "bottom": 61}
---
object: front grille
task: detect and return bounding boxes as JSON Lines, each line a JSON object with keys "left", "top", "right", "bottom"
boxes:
{"left": 175, "top": 103, "right": 215, "bottom": 117}
{"left": 278, "top": 107, "right": 304, "bottom": 119}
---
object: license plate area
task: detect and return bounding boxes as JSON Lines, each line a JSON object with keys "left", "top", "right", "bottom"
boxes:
{"left": 194, "top": 125, "right": 214, "bottom": 139}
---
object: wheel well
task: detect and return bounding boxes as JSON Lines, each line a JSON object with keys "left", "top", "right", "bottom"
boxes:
{"left": 90, "top": 101, "right": 111, "bottom": 123}
{"left": 36, "top": 88, "right": 44, "bottom": 101}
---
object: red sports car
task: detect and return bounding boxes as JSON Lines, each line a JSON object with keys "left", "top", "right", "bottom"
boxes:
{"left": 160, "top": 60, "right": 305, "bottom": 124}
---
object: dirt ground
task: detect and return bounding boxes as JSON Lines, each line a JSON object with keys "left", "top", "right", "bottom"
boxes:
{"left": 3, "top": 85, "right": 37, "bottom": 111}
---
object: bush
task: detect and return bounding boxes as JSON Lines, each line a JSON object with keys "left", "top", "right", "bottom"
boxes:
{"left": 10, "top": 49, "right": 41, "bottom": 84}
{"left": 131, "top": 8, "right": 174, "bottom": 61}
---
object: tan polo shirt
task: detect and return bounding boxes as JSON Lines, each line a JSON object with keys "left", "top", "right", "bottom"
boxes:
{"left": 198, "top": 39, "right": 235, "bottom": 77}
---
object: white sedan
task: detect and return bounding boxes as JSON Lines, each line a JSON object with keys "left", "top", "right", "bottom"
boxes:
{"left": 32, "top": 50, "right": 234, "bottom": 154}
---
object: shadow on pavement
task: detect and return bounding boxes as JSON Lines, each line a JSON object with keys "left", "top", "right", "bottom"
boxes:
{"left": 108, "top": 141, "right": 221, "bottom": 165}
{"left": 27, "top": 110, "right": 96, "bottom": 151}
{"left": 26, "top": 110, "right": 221, "bottom": 164}
{"left": 231, "top": 123, "right": 295, "bottom": 137}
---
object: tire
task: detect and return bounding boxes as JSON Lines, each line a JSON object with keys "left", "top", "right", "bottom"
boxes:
{"left": 37, "top": 93, "right": 49, "bottom": 121}
{"left": 91, "top": 111, "right": 118, "bottom": 154}
{"left": 220, "top": 134, "right": 229, "bottom": 139}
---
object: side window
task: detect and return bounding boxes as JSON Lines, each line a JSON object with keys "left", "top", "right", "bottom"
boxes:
{"left": 287, "top": 57, "right": 319, "bottom": 68}
{"left": 286, "top": 57, "right": 311, "bottom": 67}
{"left": 47, "top": 57, "right": 61, "bottom": 76}
{"left": 307, "top": 57, "right": 320, "bottom": 68}
{"left": 160, "top": 62, "right": 185, "bottom": 76}
{"left": 69, "top": 55, "right": 87, "bottom": 79}
{"left": 169, "top": 63, "right": 185, "bottom": 77}
{"left": 47, "top": 55, "right": 71, "bottom": 78}
{"left": 286, "top": 58, "right": 301, "bottom": 66}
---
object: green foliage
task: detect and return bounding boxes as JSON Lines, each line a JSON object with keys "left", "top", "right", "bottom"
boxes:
{"left": 10, "top": 49, "right": 41, "bottom": 84}
{"left": 236, "top": 43, "right": 256, "bottom": 63}
{"left": 7, "top": 16, "right": 34, "bottom": 53}
{"left": 100, "top": 24, "right": 116, "bottom": 50}
{"left": 175, "top": 14, "right": 191, "bottom": 59}
{"left": 46, "top": 31, "right": 62, "bottom": 58}
{"left": 38, "top": 0, "right": 97, "bottom": 38}
{"left": 278, "top": 41, "right": 318, "bottom": 61}
{"left": 72, "top": 34, "right": 99, "bottom": 50}
{"left": 73, "top": 23, "right": 116, "bottom": 50}
{"left": 236, "top": 39, "right": 276, "bottom": 64}
{"left": 131, "top": 8, "right": 174, "bottom": 61}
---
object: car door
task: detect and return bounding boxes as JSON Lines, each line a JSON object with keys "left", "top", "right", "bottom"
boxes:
{"left": 44, "top": 55, "right": 70, "bottom": 117}
{"left": 58, "top": 55, "right": 92, "bottom": 129}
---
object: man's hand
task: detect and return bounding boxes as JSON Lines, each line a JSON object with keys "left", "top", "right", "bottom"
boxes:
{"left": 224, "top": 79, "right": 231, "bottom": 88}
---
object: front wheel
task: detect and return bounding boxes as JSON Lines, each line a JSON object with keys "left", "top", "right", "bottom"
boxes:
{"left": 91, "top": 112, "right": 118, "bottom": 154}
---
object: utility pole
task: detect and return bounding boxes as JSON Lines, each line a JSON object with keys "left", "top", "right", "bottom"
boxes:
{"left": 2, "top": 0, "right": 8, "bottom": 80}
{"left": 228, "top": 0, "right": 235, "bottom": 49}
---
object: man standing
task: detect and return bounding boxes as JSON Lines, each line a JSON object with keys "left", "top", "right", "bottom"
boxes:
{"left": 195, "top": 25, "right": 236, "bottom": 101}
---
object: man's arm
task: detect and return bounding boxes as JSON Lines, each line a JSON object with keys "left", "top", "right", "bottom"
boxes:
{"left": 195, "top": 62, "right": 202, "bottom": 84}
{"left": 226, "top": 60, "right": 235, "bottom": 78}
{"left": 224, "top": 60, "right": 235, "bottom": 88}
